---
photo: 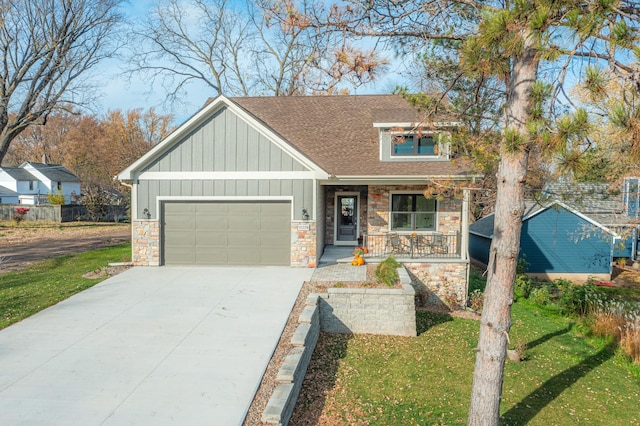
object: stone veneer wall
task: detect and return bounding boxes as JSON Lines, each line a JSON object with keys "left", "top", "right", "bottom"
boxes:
{"left": 404, "top": 261, "right": 468, "bottom": 308}
{"left": 132, "top": 220, "right": 160, "bottom": 266}
{"left": 291, "top": 221, "right": 316, "bottom": 267}
{"left": 367, "top": 185, "right": 462, "bottom": 236}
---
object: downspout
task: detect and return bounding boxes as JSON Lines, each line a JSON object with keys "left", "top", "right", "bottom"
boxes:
{"left": 462, "top": 188, "right": 471, "bottom": 303}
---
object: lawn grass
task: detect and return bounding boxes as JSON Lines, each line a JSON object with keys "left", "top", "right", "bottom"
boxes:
{"left": 298, "top": 302, "right": 640, "bottom": 425}
{"left": 0, "top": 243, "right": 131, "bottom": 330}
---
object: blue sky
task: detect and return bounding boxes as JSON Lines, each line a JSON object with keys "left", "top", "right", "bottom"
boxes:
{"left": 94, "top": 1, "right": 404, "bottom": 124}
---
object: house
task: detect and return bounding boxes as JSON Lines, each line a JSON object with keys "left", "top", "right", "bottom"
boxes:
{"left": 118, "top": 94, "right": 479, "bottom": 304}
{"left": 0, "top": 162, "right": 81, "bottom": 205}
{"left": 469, "top": 182, "right": 640, "bottom": 282}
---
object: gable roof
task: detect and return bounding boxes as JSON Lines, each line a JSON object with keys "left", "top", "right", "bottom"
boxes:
{"left": 230, "top": 95, "right": 472, "bottom": 178}
{"left": 470, "top": 200, "right": 619, "bottom": 239}
{"left": 0, "top": 167, "right": 36, "bottom": 181}
{"left": 119, "top": 94, "right": 476, "bottom": 181}
{"left": 22, "top": 162, "right": 80, "bottom": 183}
{"left": 0, "top": 185, "right": 18, "bottom": 196}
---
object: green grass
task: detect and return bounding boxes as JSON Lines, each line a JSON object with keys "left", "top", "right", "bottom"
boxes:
{"left": 0, "top": 243, "right": 131, "bottom": 330}
{"left": 308, "top": 303, "right": 640, "bottom": 425}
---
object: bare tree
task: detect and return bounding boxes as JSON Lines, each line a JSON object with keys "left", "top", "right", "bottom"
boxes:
{"left": 127, "top": 0, "right": 386, "bottom": 99}
{"left": 0, "top": 0, "right": 124, "bottom": 165}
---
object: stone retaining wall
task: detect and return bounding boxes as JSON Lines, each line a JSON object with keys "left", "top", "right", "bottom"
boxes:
{"left": 262, "top": 294, "right": 321, "bottom": 426}
{"left": 318, "top": 267, "right": 416, "bottom": 337}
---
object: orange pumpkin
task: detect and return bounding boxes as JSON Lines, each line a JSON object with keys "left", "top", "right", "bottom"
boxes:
{"left": 356, "top": 256, "right": 365, "bottom": 266}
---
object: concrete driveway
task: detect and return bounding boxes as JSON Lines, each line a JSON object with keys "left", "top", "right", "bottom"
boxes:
{"left": 0, "top": 266, "right": 312, "bottom": 425}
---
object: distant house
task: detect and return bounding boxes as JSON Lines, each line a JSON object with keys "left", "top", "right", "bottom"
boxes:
{"left": 0, "top": 162, "right": 81, "bottom": 205}
{"left": 469, "top": 181, "right": 640, "bottom": 282}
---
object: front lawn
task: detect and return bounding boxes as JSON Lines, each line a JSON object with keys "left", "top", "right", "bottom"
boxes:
{"left": 292, "top": 302, "right": 640, "bottom": 425}
{"left": 0, "top": 243, "right": 131, "bottom": 329}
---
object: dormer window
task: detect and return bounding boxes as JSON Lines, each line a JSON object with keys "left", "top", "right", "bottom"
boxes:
{"left": 393, "top": 135, "right": 438, "bottom": 156}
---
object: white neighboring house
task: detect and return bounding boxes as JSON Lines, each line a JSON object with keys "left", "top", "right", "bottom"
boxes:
{"left": 0, "top": 162, "right": 81, "bottom": 205}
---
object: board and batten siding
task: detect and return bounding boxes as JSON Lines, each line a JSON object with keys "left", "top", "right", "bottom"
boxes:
{"left": 137, "top": 179, "right": 313, "bottom": 220}
{"left": 143, "top": 106, "right": 308, "bottom": 173}
{"left": 521, "top": 207, "right": 612, "bottom": 275}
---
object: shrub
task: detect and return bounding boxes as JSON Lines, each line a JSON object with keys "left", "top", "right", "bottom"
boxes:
{"left": 469, "top": 289, "right": 484, "bottom": 313}
{"left": 513, "top": 274, "right": 531, "bottom": 301}
{"left": 558, "top": 280, "right": 600, "bottom": 316}
{"left": 13, "top": 207, "right": 29, "bottom": 225}
{"left": 530, "top": 286, "right": 551, "bottom": 306}
{"left": 375, "top": 256, "right": 400, "bottom": 287}
{"left": 468, "top": 269, "right": 487, "bottom": 293}
{"left": 620, "top": 320, "right": 640, "bottom": 364}
{"left": 443, "top": 291, "right": 460, "bottom": 311}
{"left": 47, "top": 190, "right": 66, "bottom": 205}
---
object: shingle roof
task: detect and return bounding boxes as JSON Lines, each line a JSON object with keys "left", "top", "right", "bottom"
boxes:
{"left": 229, "top": 95, "right": 474, "bottom": 177}
{"left": 0, "top": 185, "right": 18, "bottom": 196}
{"left": 24, "top": 162, "right": 80, "bottom": 183}
{"left": 543, "top": 182, "right": 621, "bottom": 214}
{"left": 1, "top": 167, "right": 36, "bottom": 181}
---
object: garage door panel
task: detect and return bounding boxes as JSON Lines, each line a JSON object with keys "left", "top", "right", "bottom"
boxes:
{"left": 196, "top": 233, "right": 227, "bottom": 246}
{"left": 166, "top": 203, "right": 197, "bottom": 214}
{"left": 163, "top": 201, "right": 291, "bottom": 266}
{"left": 229, "top": 216, "right": 260, "bottom": 231}
{"left": 196, "top": 215, "right": 227, "bottom": 229}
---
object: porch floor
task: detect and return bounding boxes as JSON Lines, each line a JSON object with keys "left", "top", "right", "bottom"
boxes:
{"left": 312, "top": 245, "right": 366, "bottom": 282}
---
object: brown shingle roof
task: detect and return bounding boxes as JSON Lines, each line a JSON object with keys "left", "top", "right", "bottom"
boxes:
{"left": 229, "top": 95, "right": 473, "bottom": 178}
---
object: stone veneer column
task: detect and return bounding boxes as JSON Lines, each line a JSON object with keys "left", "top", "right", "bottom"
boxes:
{"left": 132, "top": 220, "right": 160, "bottom": 266}
{"left": 291, "top": 221, "right": 317, "bottom": 267}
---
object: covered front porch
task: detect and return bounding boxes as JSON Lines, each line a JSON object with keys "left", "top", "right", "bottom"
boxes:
{"left": 319, "top": 184, "right": 468, "bottom": 261}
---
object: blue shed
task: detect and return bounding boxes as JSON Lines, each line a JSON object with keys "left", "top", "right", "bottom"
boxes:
{"left": 470, "top": 201, "right": 619, "bottom": 282}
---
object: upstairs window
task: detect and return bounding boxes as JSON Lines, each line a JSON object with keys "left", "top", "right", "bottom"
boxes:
{"left": 393, "top": 135, "right": 438, "bottom": 156}
{"left": 391, "top": 194, "right": 436, "bottom": 231}
{"left": 29, "top": 181, "right": 35, "bottom": 190}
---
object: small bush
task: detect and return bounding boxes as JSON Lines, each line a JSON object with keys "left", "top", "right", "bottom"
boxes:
{"left": 530, "top": 286, "right": 551, "bottom": 306}
{"left": 47, "top": 191, "right": 66, "bottom": 205}
{"left": 469, "top": 289, "right": 484, "bottom": 313}
{"left": 443, "top": 292, "right": 460, "bottom": 311}
{"left": 375, "top": 256, "right": 400, "bottom": 287}
{"left": 514, "top": 274, "right": 531, "bottom": 300}
{"left": 13, "top": 207, "right": 29, "bottom": 225}
{"left": 620, "top": 322, "right": 640, "bottom": 364}
{"left": 468, "top": 269, "right": 487, "bottom": 293}
{"left": 559, "top": 280, "right": 600, "bottom": 316}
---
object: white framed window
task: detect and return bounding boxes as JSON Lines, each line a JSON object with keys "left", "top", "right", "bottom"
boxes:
{"left": 390, "top": 193, "right": 437, "bottom": 231}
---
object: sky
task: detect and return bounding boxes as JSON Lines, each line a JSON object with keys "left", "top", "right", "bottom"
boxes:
{"left": 94, "top": 1, "right": 404, "bottom": 125}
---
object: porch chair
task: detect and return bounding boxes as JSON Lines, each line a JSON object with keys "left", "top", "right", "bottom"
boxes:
{"left": 429, "top": 234, "right": 449, "bottom": 254}
{"left": 386, "top": 233, "right": 410, "bottom": 255}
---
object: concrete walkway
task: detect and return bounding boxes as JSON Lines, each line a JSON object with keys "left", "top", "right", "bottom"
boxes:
{"left": 0, "top": 266, "right": 312, "bottom": 425}
{"left": 311, "top": 246, "right": 367, "bottom": 281}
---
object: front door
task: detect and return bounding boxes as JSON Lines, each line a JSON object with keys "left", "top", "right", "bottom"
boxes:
{"left": 336, "top": 195, "right": 358, "bottom": 245}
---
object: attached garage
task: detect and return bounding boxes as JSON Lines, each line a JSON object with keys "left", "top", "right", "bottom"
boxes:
{"left": 162, "top": 201, "right": 291, "bottom": 266}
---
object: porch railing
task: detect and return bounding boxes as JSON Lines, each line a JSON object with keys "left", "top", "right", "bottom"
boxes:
{"left": 362, "top": 232, "right": 461, "bottom": 259}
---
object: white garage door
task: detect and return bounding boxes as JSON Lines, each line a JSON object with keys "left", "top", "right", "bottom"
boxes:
{"left": 162, "top": 201, "right": 291, "bottom": 266}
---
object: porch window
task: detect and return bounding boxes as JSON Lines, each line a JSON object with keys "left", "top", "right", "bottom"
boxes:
{"left": 391, "top": 194, "right": 436, "bottom": 231}
{"left": 393, "top": 135, "right": 437, "bottom": 156}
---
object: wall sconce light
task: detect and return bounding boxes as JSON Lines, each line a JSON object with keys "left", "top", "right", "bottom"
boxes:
{"left": 302, "top": 208, "right": 310, "bottom": 221}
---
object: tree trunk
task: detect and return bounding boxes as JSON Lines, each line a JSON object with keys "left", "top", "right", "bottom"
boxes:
{"left": 468, "top": 35, "right": 539, "bottom": 425}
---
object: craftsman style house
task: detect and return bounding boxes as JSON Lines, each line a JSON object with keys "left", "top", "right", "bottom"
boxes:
{"left": 118, "top": 95, "right": 479, "bottom": 304}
